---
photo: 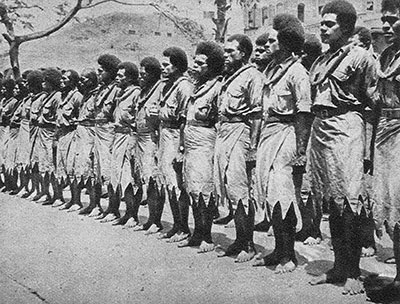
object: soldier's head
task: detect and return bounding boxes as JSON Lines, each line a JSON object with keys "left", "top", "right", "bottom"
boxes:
{"left": 42, "top": 68, "right": 62, "bottom": 93}
{"left": 79, "top": 68, "right": 98, "bottom": 94}
{"left": 253, "top": 33, "right": 269, "bottom": 62}
{"left": 320, "top": 0, "right": 357, "bottom": 46}
{"left": 224, "top": 34, "right": 253, "bottom": 73}
{"left": 97, "top": 54, "right": 121, "bottom": 85}
{"left": 273, "top": 14, "right": 305, "bottom": 56}
{"left": 162, "top": 47, "right": 188, "bottom": 80}
{"left": 116, "top": 62, "right": 139, "bottom": 89}
{"left": 1, "top": 78, "right": 15, "bottom": 97}
{"left": 14, "top": 78, "right": 29, "bottom": 99}
{"left": 61, "top": 69, "right": 80, "bottom": 92}
{"left": 301, "top": 33, "right": 323, "bottom": 70}
{"left": 382, "top": 0, "right": 400, "bottom": 45}
{"left": 26, "top": 70, "right": 44, "bottom": 94}
{"left": 192, "top": 41, "right": 224, "bottom": 82}
{"left": 139, "top": 57, "right": 161, "bottom": 88}
{"left": 350, "top": 26, "right": 372, "bottom": 49}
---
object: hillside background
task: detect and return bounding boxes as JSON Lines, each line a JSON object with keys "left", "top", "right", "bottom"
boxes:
{"left": 0, "top": 11, "right": 202, "bottom": 73}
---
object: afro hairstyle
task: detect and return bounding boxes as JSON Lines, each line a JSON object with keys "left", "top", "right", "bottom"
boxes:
{"left": 163, "top": 47, "right": 188, "bottom": 73}
{"left": 27, "top": 70, "right": 44, "bottom": 90}
{"left": 97, "top": 54, "right": 121, "bottom": 75}
{"left": 321, "top": 0, "right": 357, "bottom": 36}
{"left": 64, "top": 69, "right": 80, "bottom": 88}
{"left": 382, "top": 0, "right": 400, "bottom": 12}
{"left": 303, "top": 33, "right": 322, "bottom": 56}
{"left": 2, "top": 78, "right": 15, "bottom": 93}
{"left": 353, "top": 26, "right": 372, "bottom": 48}
{"left": 117, "top": 62, "right": 139, "bottom": 82}
{"left": 43, "top": 68, "right": 62, "bottom": 90}
{"left": 255, "top": 33, "right": 270, "bottom": 46}
{"left": 227, "top": 34, "right": 253, "bottom": 61}
{"left": 195, "top": 41, "right": 225, "bottom": 77}
{"left": 273, "top": 14, "right": 305, "bottom": 54}
{"left": 140, "top": 57, "right": 161, "bottom": 80}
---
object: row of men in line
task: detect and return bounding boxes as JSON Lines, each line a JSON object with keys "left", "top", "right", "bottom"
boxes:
{"left": 0, "top": 0, "right": 399, "bottom": 300}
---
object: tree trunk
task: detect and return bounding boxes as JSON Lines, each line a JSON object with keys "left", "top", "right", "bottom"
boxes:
{"left": 9, "top": 40, "right": 21, "bottom": 79}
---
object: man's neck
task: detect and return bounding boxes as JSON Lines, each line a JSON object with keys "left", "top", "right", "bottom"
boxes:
{"left": 226, "top": 60, "right": 246, "bottom": 77}
{"left": 329, "top": 36, "right": 350, "bottom": 52}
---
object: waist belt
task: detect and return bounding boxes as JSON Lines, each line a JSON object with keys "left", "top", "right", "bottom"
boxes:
{"left": 31, "top": 121, "right": 56, "bottom": 129}
{"left": 312, "top": 106, "right": 360, "bottom": 119}
{"left": 381, "top": 108, "right": 400, "bottom": 119}
{"left": 219, "top": 115, "right": 247, "bottom": 124}
{"left": 9, "top": 122, "right": 20, "bottom": 128}
{"left": 264, "top": 113, "right": 295, "bottom": 124}
{"left": 57, "top": 125, "right": 77, "bottom": 133}
{"left": 114, "top": 125, "right": 136, "bottom": 134}
{"left": 186, "top": 120, "right": 215, "bottom": 128}
{"left": 160, "top": 120, "right": 181, "bottom": 129}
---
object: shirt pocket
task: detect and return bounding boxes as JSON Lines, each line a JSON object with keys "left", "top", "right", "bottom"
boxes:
{"left": 269, "top": 89, "right": 293, "bottom": 113}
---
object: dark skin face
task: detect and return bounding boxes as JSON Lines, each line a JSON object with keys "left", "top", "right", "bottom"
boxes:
{"left": 223, "top": 40, "right": 245, "bottom": 74}
{"left": 382, "top": 9, "right": 400, "bottom": 46}
{"left": 61, "top": 71, "right": 74, "bottom": 92}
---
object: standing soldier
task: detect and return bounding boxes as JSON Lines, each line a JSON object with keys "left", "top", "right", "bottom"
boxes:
{"left": 99, "top": 62, "right": 141, "bottom": 223}
{"left": 177, "top": 41, "right": 224, "bottom": 252}
{"left": 0, "top": 78, "right": 19, "bottom": 192}
{"left": 53, "top": 70, "right": 83, "bottom": 209}
{"left": 93, "top": 54, "right": 121, "bottom": 201}
{"left": 0, "top": 79, "right": 18, "bottom": 172}
{"left": 29, "top": 68, "right": 62, "bottom": 202}
{"left": 16, "top": 71, "right": 47, "bottom": 198}
{"left": 157, "top": 47, "right": 193, "bottom": 242}
{"left": 5, "top": 79, "right": 29, "bottom": 194}
{"left": 214, "top": 34, "right": 264, "bottom": 263}
{"left": 130, "top": 57, "right": 164, "bottom": 232}
{"left": 366, "top": 0, "right": 400, "bottom": 301}
{"left": 73, "top": 69, "right": 101, "bottom": 214}
{"left": 252, "top": 33, "right": 272, "bottom": 72}
{"left": 308, "top": 0, "right": 377, "bottom": 295}
{"left": 253, "top": 14, "right": 312, "bottom": 274}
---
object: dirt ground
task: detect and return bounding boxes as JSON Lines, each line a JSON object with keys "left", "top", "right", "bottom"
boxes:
{"left": 0, "top": 191, "right": 397, "bottom": 304}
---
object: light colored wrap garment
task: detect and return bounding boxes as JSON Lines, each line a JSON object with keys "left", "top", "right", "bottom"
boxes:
{"left": 371, "top": 45, "right": 400, "bottom": 231}
{"left": 214, "top": 64, "right": 263, "bottom": 217}
{"left": 93, "top": 82, "right": 120, "bottom": 183}
{"left": 183, "top": 77, "right": 220, "bottom": 203}
{"left": 30, "top": 91, "right": 61, "bottom": 173}
{"left": 55, "top": 88, "right": 83, "bottom": 178}
{"left": 110, "top": 85, "right": 140, "bottom": 191}
{"left": 308, "top": 44, "right": 377, "bottom": 214}
{"left": 255, "top": 57, "right": 311, "bottom": 231}
{"left": 158, "top": 76, "right": 193, "bottom": 190}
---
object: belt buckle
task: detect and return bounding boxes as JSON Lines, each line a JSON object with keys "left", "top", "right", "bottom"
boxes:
{"left": 320, "top": 109, "right": 330, "bottom": 119}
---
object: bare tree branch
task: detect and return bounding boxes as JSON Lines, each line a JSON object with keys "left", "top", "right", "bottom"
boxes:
{"left": 18, "top": 0, "right": 83, "bottom": 42}
{"left": 81, "top": 0, "right": 149, "bottom": 9}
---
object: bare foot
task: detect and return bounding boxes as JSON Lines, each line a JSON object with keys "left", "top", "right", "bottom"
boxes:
{"left": 267, "top": 226, "right": 274, "bottom": 237}
{"left": 167, "top": 232, "right": 189, "bottom": 243}
{"left": 275, "top": 261, "right": 296, "bottom": 274}
{"left": 342, "top": 278, "right": 364, "bottom": 295}
{"left": 252, "top": 252, "right": 267, "bottom": 267}
{"left": 384, "top": 256, "right": 395, "bottom": 264}
{"left": 27, "top": 191, "right": 37, "bottom": 200}
{"left": 88, "top": 207, "right": 102, "bottom": 217}
{"left": 52, "top": 199, "right": 65, "bottom": 208}
{"left": 122, "top": 218, "right": 138, "bottom": 229}
{"left": 37, "top": 195, "right": 48, "bottom": 203}
{"left": 198, "top": 241, "right": 215, "bottom": 253}
{"left": 16, "top": 189, "right": 26, "bottom": 197}
{"left": 145, "top": 224, "right": 160, "bottom": 235}
{"left": 224, "top": 219, "right": 235, "bottom": 228}
{"left": 100, "top": 213, "right": 118, "bottom": 223}
{"left": 361, "top": 247, "right": 375, "bottom": 258}
{"left": 234, "top": 249, "right": 255, "bottom": 263}
{"left": 177, "top": 239, "right": 190, "bottom": 248}
{"left": 67, "top": 204, "right": 81, "bottom": 212}
{"left": 309, "top": 273, "right": 328, "bottom": 286}
{"left": 303, "top": 237, "right": 321, "bottom": 246}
